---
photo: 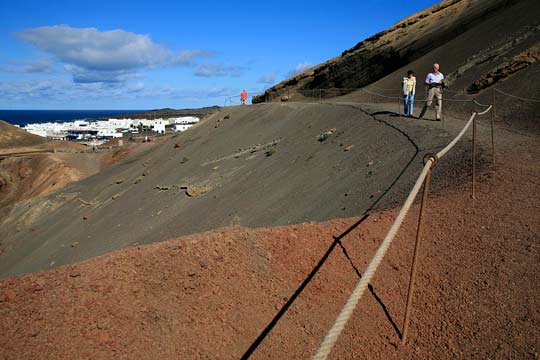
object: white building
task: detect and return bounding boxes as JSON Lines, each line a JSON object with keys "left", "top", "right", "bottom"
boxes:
{"left": 172, "top": 116, "right": 199, "bottom": 132}
{"left": 22, "top": 115, "right": 193, "bottom": 140}
{"left": 174, "top": 116, "right": 199, "bottom": 124}
{"left": 174, "top": 124, "right": 192, "bottom": 132}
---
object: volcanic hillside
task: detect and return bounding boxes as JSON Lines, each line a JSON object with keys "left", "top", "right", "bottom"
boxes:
{"left": 0, "top": 102, "right": 479, "bottom": 277}
{"left": 0, "top": 120, "right": 159, "bottom": 209}
{"left": 1, "top": 0, "right": 540, "bottom": 358}
{"left": 255, "top": 0, "right": 540, "bottom": 131}
{"left": 0, "top": 120, "right": 46, "bottom": 148}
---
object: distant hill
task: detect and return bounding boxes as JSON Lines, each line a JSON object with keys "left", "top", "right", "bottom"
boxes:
{"left": 0, "top": 120, "right": 45, "bottom": 149}
{"left": 111, "top": 106, "right": 221, "bottom": 120}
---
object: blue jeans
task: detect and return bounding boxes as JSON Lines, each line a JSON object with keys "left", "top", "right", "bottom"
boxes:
{"left": 404, "top": 93, "right": 414, "bottom": 116}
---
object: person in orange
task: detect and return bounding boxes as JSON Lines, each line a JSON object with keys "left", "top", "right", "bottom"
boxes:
{"left": 240, "top": 89, "right": 248, "bottom": 105}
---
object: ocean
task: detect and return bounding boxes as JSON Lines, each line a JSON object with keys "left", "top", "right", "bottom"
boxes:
{"left": 0, "top": 110, "right": 143, "bottom": 127}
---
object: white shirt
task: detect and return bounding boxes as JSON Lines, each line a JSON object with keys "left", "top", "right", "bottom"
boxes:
{"left": 426, "top": 72, "right": 444, "bottom": 84}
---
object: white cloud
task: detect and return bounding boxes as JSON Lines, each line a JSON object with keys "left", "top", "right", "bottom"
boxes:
{"left": 174, "top": 50, "right": 216, "bottom": 66}
{"left": 15, "top": 25, "right": 214, "bottom": 83}
{"left": 0, "top": 77, "right": 234, "bottom": 105}
{"left": 257, "top": 71, "right": 277, "bottom": 84}
{"left": 1, "top": 59, "right": 53, "bottom": 74}
{"left": 194, "top": 63, "right": 246, "bottom": 77}
{"left": 287, "top": 61, "right": 312, "bottom": 77}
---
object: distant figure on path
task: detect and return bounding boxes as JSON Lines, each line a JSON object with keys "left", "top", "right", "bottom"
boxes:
{"left": 240, "top": 89, "right": 248, "bottom": 105}
{"left": 419, "top": 63, "right": 445, "bottom": 121}
{"left": 402, "top": 70, "right": 416, "bottom": 117}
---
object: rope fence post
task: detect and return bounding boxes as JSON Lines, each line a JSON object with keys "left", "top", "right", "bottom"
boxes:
{"left": 491, "top": 88, "right": 496, "bottom": 165}
{"left": 472, "top": 113, "right": 477, "bottom": 199}
{"left": 401, "top": 155, "right": 434, "bottom": 344}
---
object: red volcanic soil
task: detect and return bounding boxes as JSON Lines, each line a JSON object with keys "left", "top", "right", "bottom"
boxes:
{"left": 1, "top": 126, "right": 539, "bottom": 359}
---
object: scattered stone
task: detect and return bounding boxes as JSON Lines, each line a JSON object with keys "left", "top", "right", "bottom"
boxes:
{"left": 142, "top": 170, "right": 149, "bottom": 177}
{"left": 112, "top": 194, "right": 120, "bottom": 200}
{"left": 185, "top": 184, "right": 216, "bottom": 197}
{"left": 265, "top": 149, "right": 277, "bottom": 157}
{"left": 82, "top": 216, "right": 88, "bottom": 221}
{"left": 175, "top": 183, "right": 219, "bottom": 198}
{"left": 133, "top": 176, "right": 144, "bottom": 184}
{"left": 71, "top": 242, "right": 79, "bottom": 248}
{"left": 180, "top": 157, "right": 189, "bottom": 164}
{"left": 367, "top": 161, "right": 374, "bottom": 167}
{"left": 174, "top": 143, "right": 181, "bottom": 149}
{"left": 155, "top": 185, "right": 170, "bottom": 191}
{"left": 69, "top": 273, "right": 81, "bottom": 278}
{"left": 224, "top": 115, "right": 230, "bottom": 120}
{"left": 344, "top": 145, "right": 354, "bottom": 151}
{"left": 115, "top": 179, "right": 126, "bottom": 184}
{"left": 317, "top": 128, "right": 337, "bottom": 142}
{"left": 77, "top": 198, "right": 94, "bottom": 206}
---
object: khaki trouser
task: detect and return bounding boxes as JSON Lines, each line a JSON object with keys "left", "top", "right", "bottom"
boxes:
{"left": 420, "top": 87, "right": 443, "bottom": 119}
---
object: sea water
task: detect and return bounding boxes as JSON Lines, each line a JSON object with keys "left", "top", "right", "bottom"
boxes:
{"left": 0, "top": 110, "right": 143, "bottom": 127}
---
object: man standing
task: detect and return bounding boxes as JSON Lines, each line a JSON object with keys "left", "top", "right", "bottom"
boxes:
{"left": 240, "top": 89, "right": 248, "bottom": 105}
{"left": 419, "top": 63, "right": 444, "bottom": 121}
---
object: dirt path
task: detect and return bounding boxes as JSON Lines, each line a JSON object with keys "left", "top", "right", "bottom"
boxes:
{"left": 0, "top": 113, "right": 538, "bottom": 359}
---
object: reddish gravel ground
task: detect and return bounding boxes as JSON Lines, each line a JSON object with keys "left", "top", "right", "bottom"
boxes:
{"left": 1, "top": 129, "right": 539, "bottom": 359}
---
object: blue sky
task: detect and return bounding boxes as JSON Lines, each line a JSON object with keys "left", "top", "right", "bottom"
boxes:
{"left": 0, "top": 0, "right": 440, "bottom": 110}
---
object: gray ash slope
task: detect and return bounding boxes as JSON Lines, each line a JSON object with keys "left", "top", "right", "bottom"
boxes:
{"left": 0, "top": 103, "right": 473, "bottom": 278}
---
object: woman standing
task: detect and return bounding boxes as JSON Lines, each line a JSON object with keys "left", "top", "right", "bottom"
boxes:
{"left": 402, "top": 70, "right": 416, "bottom": 117}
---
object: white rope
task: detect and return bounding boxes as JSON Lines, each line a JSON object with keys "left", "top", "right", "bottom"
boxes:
{"left": 436, "top": 113, "right": 476, "bottom": 159}
{"left": 477, "top": 105, "right": 493, "bottom": 116}
{"left": 312, "top": 106, "right": 493, "bottom": 360}
{"left": 312, "top": 159, "right": 434, "bottom": 360}
{"left": 473, "top": 100, "right": 491, "bottom": 108}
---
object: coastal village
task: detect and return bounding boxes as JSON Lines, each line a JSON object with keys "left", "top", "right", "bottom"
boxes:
{"left": 21, "top": 116, "right": 200, "bottom": 145}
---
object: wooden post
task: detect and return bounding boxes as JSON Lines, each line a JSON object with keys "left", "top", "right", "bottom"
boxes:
{"left": 402, "top": 166, "right": 433, "bottom": 344}
{"left": 491, "top": 88, "right": 496, "bottom": 165}
{"left": 472, "top": 115, "right": 477, "bottom": 199}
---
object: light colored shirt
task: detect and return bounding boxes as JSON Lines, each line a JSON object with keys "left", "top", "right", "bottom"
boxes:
{"left": 426, "top": 72, "right": 444, "bottom": 84}
{"left": 404, "top": 77, "right": 415, "bottom": 95}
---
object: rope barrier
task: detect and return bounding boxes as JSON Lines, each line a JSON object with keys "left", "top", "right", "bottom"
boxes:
{"left": 312, "top": 107, "right": 492, "bottom": 360}
{"left": 312, "top": 158, "right": 434, "bottom": 360}
{"left": 257, "top": 87, "right": 482, "bottom": 103}
{"left": 494, "top": 88, "right": 540, "bottom": 103}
